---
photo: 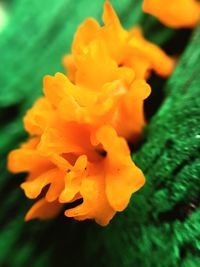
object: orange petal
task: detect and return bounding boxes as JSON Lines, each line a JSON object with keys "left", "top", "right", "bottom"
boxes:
{"left": 25, "top": 198, "right": 63, "bottom": 221}
{"left": 72, "top": 18, "right": 100, "bottom": 55}
{"left": 129, "top": 31, "right": 175, "bottom": 77}
{"left": 23, "top": 97, "right": 55, "bottom": 135}
{"left": 127, "top": 79, "right": 151, "bottom": 100}
{"left": 59, "top": 155, "right": 87, "bottom": 203}
{"left": 62, "top": 54, "right": 76, "bottom": 82}
{"left": 21, "top": 168, "right": 65, "bottom": 201}
{"left": 96, "top": 125, "right": 130, "bottom": 162}
{"left": 114, "top": 79, "right": 151, "bottom": 140}
{"left": 96, "top": 125, "right": 145, "bottom": 211}
{"left": 103, "top": 1, "right": 122, "bottom": 30}
{"left": 43, "top": 73, "right": 77, "bottom": 107}
{"left": 65, "top": 173, "right": 115, "bottom": 226}
{"left": 105, "top": 163, "right": 145, "bottom": 211}
{"left": 143, "top": 0, "right": 200, "bottom": 28}
{"left": 7, "top": 145, "right": 52, "bottom": 173}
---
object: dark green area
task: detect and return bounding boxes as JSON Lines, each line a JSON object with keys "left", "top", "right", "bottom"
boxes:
{"left": 0, "top": 0, "right": 199, "bottom": 266}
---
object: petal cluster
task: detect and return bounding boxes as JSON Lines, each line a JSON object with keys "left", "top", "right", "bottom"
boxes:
{"left": 63, "top": 2, "right": 174, "bottom": 140}
{"left": 64, "top": 2, "right": 174, "bottom": 81}
{"left": 143, "top": 0, "right": 200, "bottom": 28}
{"left": 8, "top": 2, "right": 174, "bottom": 226}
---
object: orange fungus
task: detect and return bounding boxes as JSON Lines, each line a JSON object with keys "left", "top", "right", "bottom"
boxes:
{"left": 7, "top": 2, "right": 175, "bottom": 226}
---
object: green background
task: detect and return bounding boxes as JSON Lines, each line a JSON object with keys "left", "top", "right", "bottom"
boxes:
{"left": 0, "top": 0, "right": 200, "bottom": 266}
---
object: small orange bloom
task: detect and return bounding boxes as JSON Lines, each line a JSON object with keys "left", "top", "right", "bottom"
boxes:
{"left": 63, "top": 2, "right": 174, "bottom": 81}
{"left": 143, "top": 0, "right": 200, "bottom": 28}
{"left": 25, "top": 199, "right": 63, "bottom": 221}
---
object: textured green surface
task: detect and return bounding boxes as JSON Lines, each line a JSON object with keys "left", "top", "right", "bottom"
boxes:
{"left": 0, "top": 0, "right": 200, "bottom": 266}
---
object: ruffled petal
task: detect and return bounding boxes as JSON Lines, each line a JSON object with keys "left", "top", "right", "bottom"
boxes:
{"left": 21, "top": 168, "right": 65, "bottom": 201}
{"left": 96, "top": 125, "right": 145, "bottom": 211}
{"left": 129, "top": 29, "right": 175, "bottom": 77}
{"left": 23, "top": 97, "right": 55, "bottom": 135}
{"left": 7, "top": 138, "right": 52, "bottom": 173}
{"left": 59, "top": 155, "right": 87, "bottom": 202}
{"left": 143, "top": 0, "right": 200, "bottom": 28}
{"left": 65, "top": 174, "right": 115, "bottom": 226}
{"left": 25, "top": 198, "right": 63, "bottom": 221}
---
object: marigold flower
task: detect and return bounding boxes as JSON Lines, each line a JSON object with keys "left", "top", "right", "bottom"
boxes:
{"left": 63, "top": 2, "right": 174, "bottom": 81}
{"left": 143, "top": 0, "right": 200, "bottom": 28}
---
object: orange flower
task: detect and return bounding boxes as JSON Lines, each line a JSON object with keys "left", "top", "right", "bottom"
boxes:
{"left": 63, "top": 2, "right": 174, "bottom": 81}
{"left": 143, "top": 0, "right": 200, "bottom": 28}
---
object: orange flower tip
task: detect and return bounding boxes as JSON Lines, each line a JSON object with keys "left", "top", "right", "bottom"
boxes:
{"left": 64, "top": 207, "right": 83, "bottom": 218}
{"left": 7, "top": 150, "right": 20, "bottom": 173}
{"left": 43, "top": 74, "right": 51, "bottom": 83}
{"left": 45, "top": 193, "right": 58, "bottom": 203}
{"left": 74, "top": 154, "right": 88, "bottom": 169}
{"left": 97, "top": 220, "right": 111, "bottom": 227}
{"left": 58, "top": 195, "right": 68, "bottom": 203}
{"left": 103, "top": 1, "right": 120, "bottom": 26}
{"left": 43, "top": 75, "right": 52, "bottom": 89}
{"left": 64, "top": 208, "right": 115, "bottom": 226}
{"left": 55, "top": 72, "right": 65, "bottom": 79}
{"left": 161, "top": 57, "right": 176, "bottom": 78}
{"left": 109, "top": 198, "right": 129, "bottom": 212}
{"left": 108, "top": 175, "right": 145, "bottom": 212}
{"left": 43, "top": 72, "right": 61, "bottom": 85}
{"left": 59, "top": 192, "right": 80, "bottom": 204}
{"left": 143, "top": 0, "right": 200, "bottom": 28}
{"left": 62, "top": 55, "right": 69, "bottom": 65}
{"left": 135, "top": 174, "right": 146, "bottom": 191}
{"left": 104, "top": 1, "right": 113, "bottom": 15}
{"left": 20, "top": 182, "right": 41, "bottom": 199}
{"left": 25, "top": 198, "right": 62, "bottom": 221}
{"left": 143, "top": 82, "right": 151, "bottom": 99}
{"left": 7, "top": 153, "right": 14, "bottom": 173}
{"left": 59, "top": 189, "right": 78, "bottom": 203}
{"left": 130, "top": 79, "right": 151, "bottom": 100}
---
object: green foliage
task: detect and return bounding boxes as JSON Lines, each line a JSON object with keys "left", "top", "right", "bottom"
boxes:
{"left": 0, "top": 0, "right": 199, "bottom": 266}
